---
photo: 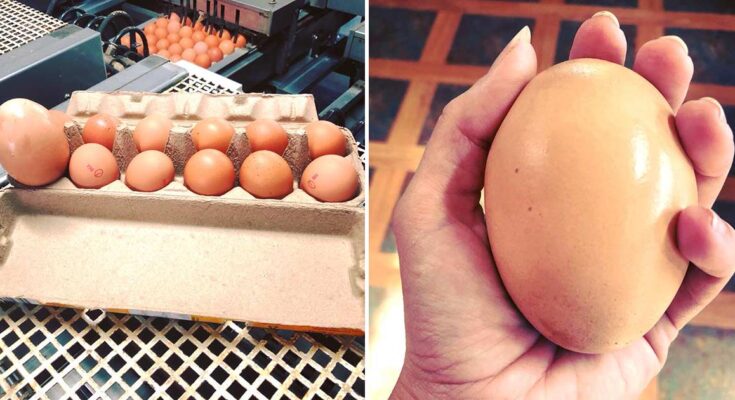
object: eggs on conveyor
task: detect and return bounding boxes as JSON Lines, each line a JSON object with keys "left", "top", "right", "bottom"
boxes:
{"left": 0, "top": 99, "right": 70, "bottom": 186}
{"left": 133, "top": 114, "right": 172, "bottom": 152}
{"left": 184, "top": 149, "right": 235, "bottom": 196}
{"left": 69, "top": 143, "right": 120, "bottom": 189}
{"left": 300, "top": 155, "right": 358, "bottom": 202}
{"left": 82, "top": 113, "right": 119, "bottom": 150}
{"left": 239, "top": 151, "right": 294, "bottom": 199}
{"left": 246, "top": 119, "right": 289, "bottom": 155}
{"left": 306, "top": 120, "right": 346, "bottom": 159}
{"left": 125, "top": 150, "right": 175, "bottom": 192}
{"left": 484, "top": 58, "right": 697, "bottom": 354}
{"left": 191, "top": 117, "right": 234, "bottom": 153}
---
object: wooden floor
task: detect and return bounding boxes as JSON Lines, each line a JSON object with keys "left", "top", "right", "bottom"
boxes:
{"left": 368, "top": 1, "right": 735, "bottom": 399}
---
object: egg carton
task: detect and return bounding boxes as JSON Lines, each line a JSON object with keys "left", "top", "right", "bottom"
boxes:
{"left": 42, "top": 91, "right": 364, "bottom": 206}
{"left": 0, "top": 91, "right": 364, "bottom": 335}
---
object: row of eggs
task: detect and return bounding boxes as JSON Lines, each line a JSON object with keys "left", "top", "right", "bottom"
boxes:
{"left": 0, "top": 99, "right": 358, "bottom": 202}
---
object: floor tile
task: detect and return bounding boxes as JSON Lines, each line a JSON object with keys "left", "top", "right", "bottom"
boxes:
{"left": 369, "top": 7, "right": 437, "bottom": 61}
{"left": 665, "top": 28, "right": 735, "bottom": 86}
{"left": 447, "top": 15, "right": 535, "bottom": 66}
{"left": 369, "top": 78, "right": 410, "bottom": 142}
{"left": 659, "top": 325, "right": 735, "bottom": 399}
{"left": 556, "top": 21, "right": 637, "bottom": 67}
{"left": 419, "top": 84, "right": 472, "bottom": 145}
{"left": 664, "top": 0, "right": 735, "bottom": 14}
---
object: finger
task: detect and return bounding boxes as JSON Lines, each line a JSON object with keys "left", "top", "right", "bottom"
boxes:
{"left": 676, "top": 98, "right": 735, "bottom": 207}
{"left": 666, "top": 206, "right": 735, "bottom": 329}
{"left": 569, "top": 11, "right": 627, "bottom": 64}
{"left": 633, "top": 36, "right": 693, "bottom": 111}
{"left": 402, "top": 26, "right": 537, "bottom": 225}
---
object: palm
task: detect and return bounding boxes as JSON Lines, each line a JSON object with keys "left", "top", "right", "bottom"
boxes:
{"left": 392, "top": 12, "right": 735, "bottom": 400}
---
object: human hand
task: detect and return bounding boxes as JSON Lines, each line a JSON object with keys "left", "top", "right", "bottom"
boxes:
{"left": 390, "top": 11, "right": 735, "bottom": 400}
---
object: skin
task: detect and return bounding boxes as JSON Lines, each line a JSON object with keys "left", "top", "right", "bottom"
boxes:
{"left": 390, "top": 11, "right": 735, "bottom": 400}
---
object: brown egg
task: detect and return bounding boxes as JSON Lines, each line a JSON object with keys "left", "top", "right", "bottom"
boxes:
{"left": 194, "top": 53, "right": 211, "bottom": 68}
{"left": 181, "top": 48, "right": 196, "bottom": 62}
{"left": 167, "top": 20, "right": 181, "bottom": 34}
{"left": 246, "top": 119, "right": 288, "bottom": 155}
{"left": 239, "top": 151, "right": 293, "bottom": 199}
{"left": 157, "top": 49, "right": 171, "bottom": 59}
{"left": 169, "top": 13, "right": 180, "bottom": 23}
{"left": 179, "top": 26, "right": 193, "bottom": 38}
{"left": 82, "top": 113, "right": 118, "bottom": 150}
{"left": 184, "top": 149, "right": 234, "bottom": 196}
{"left": 193, "top": 41, "right": 209, "bottom": 55}
{"left": 125, "top": 150, "right": 175, "bottom": 192}
{"left": 179, "top": 37, "right": 194, "bottom": 49}
{"left": 300, "top": 155, "right": 358, "bottom": 202}
{"left": 166, "top": 33, "right": 180, "bottom": 44}
{"left": 121, "top": 33, "right": 145, "bottom": 55}
{"left": 207, "top": 47, "right": 223, "bottom": 62}
{"left": 191, "top": 117, "right": 234, "bottom": 152}
{"left": 485, "top": 59, "right": 698, "bottom": 354}
{"left": 219, "top": 40, "right": 235, "bottom": 55}
{"left": 168, "top": 43, "right": 183, "bottom": 56}
{"left": 144, "top": 23, "right": 156, "bottom": 36}
{"left": 156, "top": 38, "right": 170, "bottom": 50}
{"left": 69, "top": 143, "right": 119, "bottom": 189}
{"left": 133, "top": 114, "right": 172, "bottom": 152}
{"left": 234, "top": 34, "right": 246, "bottom": 48}
{"left": 192, "top": 31, "right": 205, "bottom": 42}
{"left": 155, "top": 17, "right": 168, "bottom": 28}
{"left": 154, "top": 27, "right": 167, "bottom": 40}
{"left": 0, "top": 99, "right": 70, "bottom": 186}
{"left": 306, "top": 120, "right": 346, "bottom": 159}
{"left": 193, "top": 21, "right": 205, "bottom": 31}
{"left": 204, "top": 35, "right": 219, "bottom": 48}
{"left": 219, "top": 30, "right": 232, "bottom": 41}
{"left": 170, "top": 55, "right": 182, "bottom": 62}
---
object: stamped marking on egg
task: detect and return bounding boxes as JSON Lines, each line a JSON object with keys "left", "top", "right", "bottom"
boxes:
{"left": 307, "top": 173, "right": 319, "bottom": 189}
{"left": 94, "top": 169, "right": 103, "bottom": 177}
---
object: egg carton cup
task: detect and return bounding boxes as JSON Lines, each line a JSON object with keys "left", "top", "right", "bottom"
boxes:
{"left": 27, "top": 91, "right": 365, "bottom": 206}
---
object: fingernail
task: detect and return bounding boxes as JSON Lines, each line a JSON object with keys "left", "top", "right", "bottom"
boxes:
{"left": 492, "top": 26, "right": 531, "bottom": 68}
{"left": 509, "top": 25, "right": 531, "bottom": 48}
{"left": 592, "top": 11, "right": 620, "bottom": 28}
{"left": 701, "top": 97, "right": 726, "bottom": 123}
{"left": 662, "top": 35, "right": 688, "bottom": 54}
{"left": 710, "top": 210, "right": 725, "bottom": 234}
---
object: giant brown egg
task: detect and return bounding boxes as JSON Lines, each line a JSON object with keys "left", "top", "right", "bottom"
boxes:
{"left": 484, "top": 59, "right": 697, "bottom": 354}
{"left": 0, "top": 99, "right": 70, "bottom": 186}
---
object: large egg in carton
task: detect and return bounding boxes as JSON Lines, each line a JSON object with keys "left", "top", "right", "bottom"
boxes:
{"left": 46, "top": 91, "right": 365, "bottom": 206}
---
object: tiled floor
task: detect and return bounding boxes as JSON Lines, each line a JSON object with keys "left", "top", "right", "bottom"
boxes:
{"left": 369, "top": 1, "right": 735, "bottom": 399}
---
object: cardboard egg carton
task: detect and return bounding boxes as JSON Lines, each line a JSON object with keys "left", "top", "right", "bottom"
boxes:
{"left": 0, "top": 91, "right": 364, "bottom": 335}
{"left": 57, "top": 91, "right": 365, "bottom": 206}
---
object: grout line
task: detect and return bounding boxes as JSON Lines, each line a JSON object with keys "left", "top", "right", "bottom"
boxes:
{"left": 386, "top": 81, "right": 438, "bottom": 146}
{"left": 419, "top": 11, "right": 463, "bottom": 64}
